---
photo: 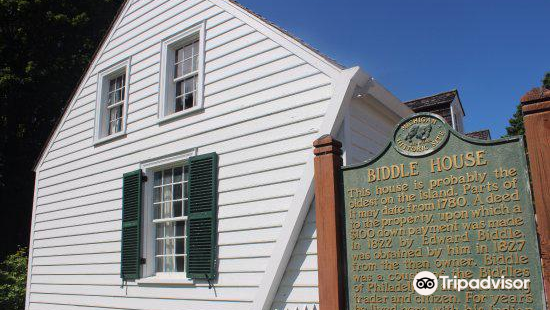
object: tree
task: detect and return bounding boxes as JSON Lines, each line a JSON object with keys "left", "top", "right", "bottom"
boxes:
{"left": 0, "top": 248, "right": 27, "bottom": 310}
{"left": 0, "top": 0, "right": 124, "bottom": 259}
{"left": 505, "top": 72, "right": 549, "bottom": 137}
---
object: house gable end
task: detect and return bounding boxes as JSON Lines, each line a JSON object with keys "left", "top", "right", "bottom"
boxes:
{"left": 35, "top": 0, "right": 344, "bottom": 172}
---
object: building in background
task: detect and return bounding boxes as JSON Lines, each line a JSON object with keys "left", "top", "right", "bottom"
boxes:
{"left": 404, "top": 89, "right": 491, "bottom": 139}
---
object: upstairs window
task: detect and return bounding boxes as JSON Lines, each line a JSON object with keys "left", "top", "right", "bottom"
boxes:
{"left": 107, "top": 75, "right": 126, "bottom": 135}
{"left": 94, "top": 59, "right": 130, "bottom": 144}
{"left": 174, "top": 41, "right": 199, "bottom": 113}
{"left": 159, "top": 23, "right": 205, "bottom": 121}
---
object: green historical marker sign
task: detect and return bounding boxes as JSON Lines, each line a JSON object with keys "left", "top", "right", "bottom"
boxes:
{"left": 341, "top": 113, "right": 545, "bottom": 310}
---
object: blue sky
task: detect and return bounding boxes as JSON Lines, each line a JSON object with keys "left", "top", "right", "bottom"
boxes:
{"left": 237, "top": 0, "right": 550, "bottom": 137}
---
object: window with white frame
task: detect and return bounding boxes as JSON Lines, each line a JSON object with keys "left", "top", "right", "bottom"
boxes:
{"left": 159, "top": 23, "right": 205, "bottom": 120}
{"left": 106, "top": 74, "right": 126, "bottom": 135}
{"left": 152, "top": 165, "right": 188, "bottom": 273}
{"left": 174, "top": 40, "right": 199, "bottom": 112}
{"left": 94, "top": 60, "right": 130, "bottom": 143}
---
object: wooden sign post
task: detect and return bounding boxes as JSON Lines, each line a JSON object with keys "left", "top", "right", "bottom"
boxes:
{"left": 313, "top": 135, "right": 346, "bottom": 310}
{"left": 522, "top": 88, "right": 550, "bottom": 307}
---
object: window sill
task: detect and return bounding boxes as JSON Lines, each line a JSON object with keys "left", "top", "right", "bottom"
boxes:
{"left": 94, "top": 131, "right": 126, "bottom": 146}
{"left": 136, "top": 276, "right": 194, "bottom": 286}
{"left": 158, "top": 106, "right": 203, "bottom": 125}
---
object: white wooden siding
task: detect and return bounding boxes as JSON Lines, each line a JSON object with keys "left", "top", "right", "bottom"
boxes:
{"left": 270, "top": 96, "right": 402, "bottom": 310}
{"left": 271, "top": 203, "right": 318, "bottom": 310}
{"left": 348, "top": 97, "right": 400, "bottom": 163}
{"left": 29, "top": 0, "right": 337, "bottom": 309}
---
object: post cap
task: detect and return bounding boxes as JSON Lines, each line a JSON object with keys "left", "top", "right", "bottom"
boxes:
{"left": 313, "top": 135, "right": 342, "bottom": 156}
{"left": 521, "top": 87, "right": 550, "bottom": 115}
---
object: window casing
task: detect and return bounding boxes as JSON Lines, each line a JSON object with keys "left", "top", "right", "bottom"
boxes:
{"left": 94, "top": 59, "right": 130, "bottom": 143}
{"left": 159, "top": 23, "right": 205, "bottom": 121}
{"left": 140, "top": 150, "right": 196, "bottom": 281}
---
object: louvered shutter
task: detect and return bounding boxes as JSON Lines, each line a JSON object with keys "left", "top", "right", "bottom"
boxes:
{"left": 121, "top": 170, "right": 143, "bottom": 280}
{"left": 187, "top": 153, "right": 218, "bottom": 280}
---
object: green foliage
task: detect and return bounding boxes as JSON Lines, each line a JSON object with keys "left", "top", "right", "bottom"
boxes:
{"left": 0, "top": 248, "right": 27, "bottom": 310}
{"left": 505, "top": 103, "right": 525, "bottom": 137}
{"left": 0, "top": 0, "right": 124, "bottom": 258}
{"left": 504, "top": 72, "right": 550, "bottom": 137}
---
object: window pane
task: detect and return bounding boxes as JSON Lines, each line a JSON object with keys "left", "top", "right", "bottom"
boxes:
{"left": 115, "top": 89, "right": 123, "bottom": 102}
{"left": 108, "top": 105, "right": 119, "bottom": 121}
{"left": 165, "top": 238, "right": 175, "bottom": 254}
{"left": 175, "top": 97, "right": 183, "bottom": 113}
{"left": 184, "top": 92, "right": 195, "bottom": 109}
{"left": 183, "top": 44, "right": 193, "bottom": 59}
{"left": 154, "top": 203, "right": 161, "bottom": 220}
{"left": 156, "top": 224, "right": 163, "bottom": 238}
{"left": 173, "top": 184, "right": 182, "bottom": 200}
{"left": 184, "top": 166, "right": 189, "bottom": 181}
{"left": 156, "top": 239, "right": 164, "bottom": 255}
{"left": 165, "top": 222, "right": 175, "bottom": 238}
{"left": 163, "top": 186, "right": 172, "bottom": 202}
{"left": 164, "top": 256, "right": 174, "bottom": 272}
{"left": 173, "top": 167, "right": 183, "bottom": 182}
{"left": 176, "top": 81, "right": 183, "bottom": 96}
{"left": 176, "top": 221, "right": 185, "bottom": 237}
{"left": 192, "top": 55, "right": 198, "bottom": 71}
{"left": 156, "top": 257, "right": 163, "bottom": 272}
{"left": 153, "top": 187, "right": 161, "bottom": 203}
{"left": 109, "top": 79, "right": 116, "bottom": 92}
{"left": 176, "top": 238, "right": 185, "bottom": 254}
{"left": 154, "top": 171, "right": 162, "bottom": 186}
{"left": 161, "top": 202, "right": 171, "bottom": 219}
{"left": 176, "top": 48, "right": 184, "bottom": 63}
{"left": 184, "top": 77, "right": 195, "bottom": 93}
{"left": 176, "top": 256, "right": 185, "bottom": 272}
{"left": 183, "top": 183, "right": 188, "bottom": 200}
{"left": 175, "top": 63, "right": 182, "bottom": 78}
{"left": 163, "top": 169, "right": 172, "bottom": 184}
{"left": 173, "top": 201, "right": 182, "bottom": 217}
{"left": 182, "top": 58, "right": 192, "bottom": 76}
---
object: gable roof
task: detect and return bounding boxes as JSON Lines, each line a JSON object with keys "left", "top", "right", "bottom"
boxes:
{"left": 34, "top": 0, "right": 345, "bottom": 171}
{"left": 404, "top": 89, "right": 464, "bottom": 115}
{"left": 465, "top": 129, "right": 491, "bottom": 140}
{"left": 226, "top": 0, "right": 345, "bottom": 70}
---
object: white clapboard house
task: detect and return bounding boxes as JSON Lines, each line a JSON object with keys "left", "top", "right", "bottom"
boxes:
{"left": 27, "top": 1, "right": 412, "bottom": 309}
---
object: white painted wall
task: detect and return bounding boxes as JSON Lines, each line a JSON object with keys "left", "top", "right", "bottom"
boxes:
{"left": 28, "top": 0, "right": 340, "bottom": 309}
{"left": 27, "top": 1, "right": 411, "bottom": 310}
{"left": 269, "top": 92, "right": 408, "bottom": 310}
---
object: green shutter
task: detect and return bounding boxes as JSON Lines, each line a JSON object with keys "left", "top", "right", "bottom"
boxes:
{"left": 187, "top": 152, "right": 218, "bottom": 280}
{"left": 121, "top": 170, "right": 143, "bottom": 280}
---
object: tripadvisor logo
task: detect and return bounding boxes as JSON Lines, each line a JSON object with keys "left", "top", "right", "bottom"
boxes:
{"left": 413, "top": 271, "right": 438, "bottom": 296}
{"left": 413, "top": 271, "right": 530, "bottom": 296}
